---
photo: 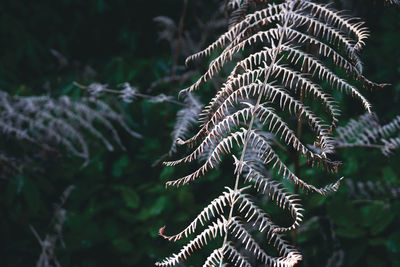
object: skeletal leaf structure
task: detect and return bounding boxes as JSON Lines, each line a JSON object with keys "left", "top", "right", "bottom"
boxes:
{"left": 169, "top": 93, "right": 203, "bottom": 155}
{"left": 0, "top": 91, "right": 141, "bottom": 166}
{"left": 346, "top": 179, "right": 400, "bottom": 200}
{"left": 335, "top": 113, "right": 400, "bottom": 156}
{"left": 157, "top": 0, "right": 394, "bottom": 266}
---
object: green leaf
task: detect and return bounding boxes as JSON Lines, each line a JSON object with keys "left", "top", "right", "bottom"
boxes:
{"left": 160, "top": 166, "right": 175, "bottom": 181}
{"left": 114, "top": 186, "right": 140, "bottom": 209}
{"left": 386, "top": 231, "right": 400, "bottom": 253}
{"left": 149, "top": 196, "right": 167, "bottom": 216}
{"left": 335, "top": 225, "right": 366, "bottom": 239}
{"left": 371, "top": 211, "right": 394, "bottom": 235}
{"left": 112, "top": 238, "right": 134, "bottom": 253}
{"left": 382, "top": 167, "right": 397, "bottom": 183}
{"left": 136, "top": 196, "right": 168, "bottom": 221}
{"left": 22, "top": 178, "right": 42, "bottom": 213}
{"left": 112, "top": 155, "right": 130, "bottom": 178}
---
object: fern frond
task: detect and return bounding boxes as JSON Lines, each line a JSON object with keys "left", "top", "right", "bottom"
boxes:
{"left": 169, "top": 93, "right": 203, "bottom": 155}
{"left": 181, "top": 81, "right": 336, "bottom": 156}
{"left": 165, "top": 128, "right": 251, "bottom": 187}
{"left": 284, "top": 9, "right": 363, "bottom": 60}
{"left": 229, "top": 217, "right": 301, "bottom": 267}
{"left": 269, "top": 63, "right": 341, "bottom": 127}
{"left": 173, "top": 107, "right": 254, "bottom": 165}
{"left": 237, "top": 193, "right": 275, "bottom": 233}
{"left": 335, "top": 113, "right": 377, "bottom": 142}
{"left": 381, "top": 138, "right": 400, "bottom": 156}
{"left": 236, "top": 159, "right": 304, "bottom": 232}
{"left": 203, "top": 248, "right": 224, "bottom": 267}
{"left": 229, "top": 217, "right": 277, "bottom": 265}
{"left": 335, "top": 113, "right": 400, "bottom": 156}
{"left": 0, "top": 92, "right": 138, "bottom": 164}
{"left": 301, "top": 1, "right": 369, "bottom": 52}
{"left": 367, "top": 115, "right": 400, "bottom": 140}
{"left": 156, "top": 217, "right": 228, "bottom": 267}
{"left": 160, "top": 0, "right": 381, "bottom": 265}
{"left": 241, "top": 131, "right": 275, "bottom": 173}
{"left": 185, "top": 3, "right": 284, "bottom": 65}
{"left": 223, "top": 243, "right": 252, "bottom": 267}
{"left": 160, "top": 187, "right": 243, "bottom": 241}
{"left": 241, "top": 131, "right": 342, "bottom": 194}
{"left": 255, "top": 103, "right": 319, "bottom": 159}
{"left": 81, "top": 96, "right": 142, "bottom": 139}
{"left": 346, "top": 179, "right": 400, "bottom": 199}
{"left": 159, "top": 184, "right": 302, "bottom": 266}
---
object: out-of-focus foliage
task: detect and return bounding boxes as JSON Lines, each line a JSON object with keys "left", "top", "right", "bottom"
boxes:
{"left": 0, "top": 0, "right": 399, "bottom": 266}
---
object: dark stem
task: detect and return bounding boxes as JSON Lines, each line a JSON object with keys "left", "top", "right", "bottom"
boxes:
{"left": 74, "top": 82, "right": 187, "bottom": 107}
{"left": 219, "top": 5, "right": 292, "bottom": 266}
{"left": 335, "top": 144, "right": 386, "bottom": 150}
{"left": 291, "top": 6, "right": 317, "bottom": 245}
{"left": 172, "top": 0, "right": 189, "bottom": 77}
{"left": 291, "top": 86, "right": 304, "bottom": 246}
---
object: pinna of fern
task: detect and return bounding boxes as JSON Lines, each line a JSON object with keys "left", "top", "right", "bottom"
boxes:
{"left": 386, "top": 0, "right": 400, "bottom": 5}
{"left": 335, "top": 113, "right": 400, "bottom": 156}
{"left": 346, "top": 179, "right": 400, "bottom": 200}
{"left": 75, "top": 82, "right": 204, "bottom": 163}
{"left": 0, "top": 91, "right": 141, "bottom": 166}
{"left": 157, "top": 0, "right": 387, "bottom": 266}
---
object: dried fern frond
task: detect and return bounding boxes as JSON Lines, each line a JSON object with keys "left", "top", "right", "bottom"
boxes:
{"left": 169, "top": 93, "right": 203, "bottom": 155}
{"left": 157, "top": 216, "right": 228, "bottom": 266}
{"left": 346, "top": 179, "right": 400, "bottom": 200}
{"left": 159, "top": 187, "right": 241, "bottom": 242}
{"left": 227, "top": 0, "right": 269, "bottom": 28}
{"left": 0, "top": 92, "right": 140, "bottom": 165}
{"left": 159, "top": 0, "right": 384, "bottom": 265}
{"left": 335, "top": 113, "right": 400, "bottom": 156}
{"left": 238, "top": 158, "right": 304, "bottom": 233}
{"left": 157, "top": 187, "right": 302, "bottom": 267}
{"left": 229, "top": 217, "right": 302, "bottom": 266}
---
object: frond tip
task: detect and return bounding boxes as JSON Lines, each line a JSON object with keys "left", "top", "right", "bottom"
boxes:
{"left": 156, "top": 217, "right": 228, "bottom": 267}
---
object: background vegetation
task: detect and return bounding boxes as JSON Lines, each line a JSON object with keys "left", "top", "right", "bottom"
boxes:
{"left": 0, "top": 0, "right": 399, "bottom": 266}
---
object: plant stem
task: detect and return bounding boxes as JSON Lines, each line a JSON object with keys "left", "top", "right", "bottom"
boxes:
{"left": 335, "top": 144, "right": 386, "bottom": 149}
{"left": 219, "top": 3, "right": 291, "bottom": 265}
{"left": 74, "top": 82, "right": 187, "bottom": 107}
{"left": 292, "top": 85, "right": 304, "bottom": 246}
{"left": 172, "top": 0, "right": 189, "bottom": 77}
